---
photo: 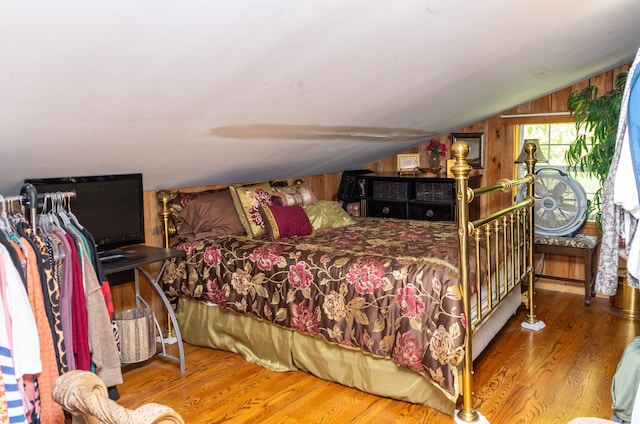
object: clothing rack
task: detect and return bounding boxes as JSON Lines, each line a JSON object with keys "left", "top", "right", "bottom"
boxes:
{"left": 0, "top": 183, "right": 123, "bottom": 423}
{"left": 2, "top": 183, "right": 76, "bottom": 228}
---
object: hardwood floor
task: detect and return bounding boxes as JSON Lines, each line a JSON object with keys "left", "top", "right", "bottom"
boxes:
{"left": 115, "top": 289, "right": 640, "bottom": 423}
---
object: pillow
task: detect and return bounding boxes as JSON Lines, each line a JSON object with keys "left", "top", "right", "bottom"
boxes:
{"left": 271, "top": 183, "right": 318, "bottom": 206}
{"left": 157, "top": 188, "right": 227, "bottom": 245}
{"left": 177, "top": 190, "right": 245, "bottom": 241}
{"left": 229, "top": 183, "right": 274, "bottom": 238}
{"left": 302, "top": 200, "right": 356, "bottom": 231}
{"left": 259, "top": 204, "right": 313, "bottom": 240}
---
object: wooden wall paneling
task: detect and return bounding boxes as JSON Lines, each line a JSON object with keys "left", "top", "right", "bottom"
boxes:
{"left": 310, "top": 172, "right": 349, "bottom": 201}
{"left": 530, "top": 95, "right": 552, "bottom": 114}
{"left": 550, "top": 86, "right": 573, "bottom": 112}
{"left": 589, "top": 69, "right": 613, "bottom": 94}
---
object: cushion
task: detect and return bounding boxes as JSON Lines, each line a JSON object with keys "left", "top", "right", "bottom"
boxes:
{"left": 271, "top": 183, "right": 318, "bottom": 206}
{"left": 259, "top": 204, "right": 313, "bottom": 240}
{"left": 534, "top": 234, "right": 601, "bottom": 249}
{"left": 229, "top": 182, "right": 274, "bottom": 238}
{"left": 177, "top": 190, "right": 245, "bottom": 241}
{"left": 302, "top": 200, "right": 356, "bottom": 231}
{"left": 157, "top": 188, "right": 227, "bottom": 244}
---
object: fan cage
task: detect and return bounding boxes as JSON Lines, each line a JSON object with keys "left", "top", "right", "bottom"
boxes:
{"left": 516, "top": 168, "right": 589, "bottom": 237}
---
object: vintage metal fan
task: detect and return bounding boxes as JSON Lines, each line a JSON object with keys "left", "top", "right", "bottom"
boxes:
{"left": 517, "top": 168, "right": 589, "bottom": 237}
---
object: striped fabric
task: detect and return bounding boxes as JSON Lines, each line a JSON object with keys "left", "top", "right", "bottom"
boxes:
{"left": 0, "top": 345, "right": 26, "bottom": 423}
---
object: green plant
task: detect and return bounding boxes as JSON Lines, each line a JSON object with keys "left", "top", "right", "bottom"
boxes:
{"left": 565, "top": 69, "right": 628, "bottom": 226}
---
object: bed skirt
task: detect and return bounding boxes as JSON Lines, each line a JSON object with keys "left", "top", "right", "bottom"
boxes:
{"left": 176, "top": 286, "right": 522, "bottom": 417}
{"left": 176, "top": 297, "right": 456, "bottom": 415}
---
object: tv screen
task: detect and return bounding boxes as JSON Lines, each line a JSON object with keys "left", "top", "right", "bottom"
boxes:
{"left": 25, "top": 173, "right": 145, "bottom": 253}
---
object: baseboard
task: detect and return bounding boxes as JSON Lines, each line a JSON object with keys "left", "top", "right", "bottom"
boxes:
{"left": 535, "top": 277, "right": 608, "bottom": 299}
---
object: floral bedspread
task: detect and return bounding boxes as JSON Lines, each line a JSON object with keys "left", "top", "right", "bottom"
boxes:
{"left": 162, "top": 217, "right": 467, "bottom": 397}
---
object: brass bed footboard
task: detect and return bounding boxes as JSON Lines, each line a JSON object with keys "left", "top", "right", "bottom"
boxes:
{"left": 453, "top": 140, "right": 543, "bottom": 423}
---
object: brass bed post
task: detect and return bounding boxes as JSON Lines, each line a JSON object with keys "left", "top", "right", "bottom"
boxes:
{"left": 451, "top": 141, "right": 479, "bottom": 423}
{"left": 157, "top": 191, "right": 176, "bottom": 249}
{"left": 521, "top": 141, "right": 545, "bottom": 330}
{"left": 157, "top": 191, "right": 178, "bottom": 338}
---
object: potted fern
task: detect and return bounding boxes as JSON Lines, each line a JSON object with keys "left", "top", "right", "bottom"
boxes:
{"left": 565, "top": 69, "right": 628, "bottom": 226}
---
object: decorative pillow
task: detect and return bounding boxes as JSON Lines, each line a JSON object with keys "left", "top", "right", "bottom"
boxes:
{"left": 271, "top": 183, "right": 318, "bottom": 206}
{"left": 259, "top": 204, "right": 313, "bottom": 240}
{"left": 177, "top": 190, "right": 245, "bottom": 241}
{"left": 229, "top": 183, "right": 274, "bottom": 238}
{"left": 302, "top": 200, "right": 356, "bottom": 231}
{"left": 157, "top": 188, "right": 227, "bottom": 245}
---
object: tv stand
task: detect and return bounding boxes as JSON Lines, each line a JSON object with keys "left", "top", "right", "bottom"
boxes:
{"left": 101, "top": 245, "right": 186, "bottom": 373}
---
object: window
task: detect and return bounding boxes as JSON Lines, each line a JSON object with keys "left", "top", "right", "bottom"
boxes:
{"left": 516, "top": 123, "right": 599, "bottom": 217}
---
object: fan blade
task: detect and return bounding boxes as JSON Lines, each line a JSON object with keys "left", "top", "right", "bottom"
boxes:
{"left": 534, "top": 180, "right": 552, "bottom": 198}
{"left": 556, "top": 201, "right": 578, "bottom": 214}
{"left": 552, "top": 208, "right": 571, "bottom": 225}
{"left": 536, "top": 207, "right": 561, "bottom": 228}
{"left": 551, "top": 180, "right": 569, "bottom": 200}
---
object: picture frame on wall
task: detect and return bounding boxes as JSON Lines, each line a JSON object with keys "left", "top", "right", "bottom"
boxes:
{"left": 450, "top": 132, "right": 485, "bottom": 169}
{"left": 396, "top": 153, "right": 420, "bottom": 175}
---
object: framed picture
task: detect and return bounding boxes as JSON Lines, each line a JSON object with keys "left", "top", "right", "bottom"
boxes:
{"left": 451, "top": 132, "right": 485, "bottom": 169}
{"left": 396, "top": 153, "right": 420, "bottom": 174}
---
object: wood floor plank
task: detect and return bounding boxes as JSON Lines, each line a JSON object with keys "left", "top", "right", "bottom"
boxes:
{"left": 115, "top": 289, "right": 640, "bottom": 423}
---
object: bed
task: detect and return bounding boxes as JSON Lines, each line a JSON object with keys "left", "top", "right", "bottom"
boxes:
{"left": 158, "top": 141, "right": 543, "bottom": 423}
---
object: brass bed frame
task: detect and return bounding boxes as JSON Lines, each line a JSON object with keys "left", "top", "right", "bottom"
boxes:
{"left": 452, "top": 140, "right": 543, "bottom": 422}
{"left": 157, "top": 140, "right": 543, "bottom": 423}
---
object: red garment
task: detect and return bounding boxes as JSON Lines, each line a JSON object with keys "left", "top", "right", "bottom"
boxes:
{"left": 100, "top": 281, "right": 115, "bottom": 319}
{"left": 66, "top": 234, "right": 90, "bottom": 371}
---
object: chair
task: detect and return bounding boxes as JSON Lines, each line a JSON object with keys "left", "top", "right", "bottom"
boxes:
{"left": 52, "top": 370, "right": 184, "bottom": 424}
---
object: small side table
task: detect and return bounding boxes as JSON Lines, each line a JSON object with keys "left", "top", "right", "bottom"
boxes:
{"left": 102, "top": 245, "right": 186, "bottom": 373}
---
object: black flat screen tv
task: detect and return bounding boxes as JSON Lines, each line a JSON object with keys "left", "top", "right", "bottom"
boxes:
{"left": 25, "top": 173, "right": 145, "bottom": 253}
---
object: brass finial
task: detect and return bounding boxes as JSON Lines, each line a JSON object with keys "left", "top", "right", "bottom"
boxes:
{"left": 451, "top": 141, "right": 470, "bottom": 161}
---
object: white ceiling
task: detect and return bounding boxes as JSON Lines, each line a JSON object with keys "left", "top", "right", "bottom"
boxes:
{"left": 1, "top": 1, "right": 639, "bottom": 195}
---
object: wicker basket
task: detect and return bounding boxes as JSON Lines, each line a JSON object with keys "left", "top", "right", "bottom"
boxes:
{"left": 115, "top": 308, "right": 156, "bottom": 364}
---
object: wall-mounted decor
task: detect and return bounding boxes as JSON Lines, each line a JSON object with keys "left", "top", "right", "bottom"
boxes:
{"left": 451, "top": 132, "right": 485, "bottom": 169}
{"left": 396, "top": 153, "right": 420, "bottom": 175}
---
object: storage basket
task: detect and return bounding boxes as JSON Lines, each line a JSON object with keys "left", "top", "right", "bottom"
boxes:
{"left": 372, "top": 181, "right": 409, "bottom": 200}
{"left": 415, "top": 182, "right": 454, "bottom": 202}
{"left": 115, "top": 308, "right": 156, "bottom": 364}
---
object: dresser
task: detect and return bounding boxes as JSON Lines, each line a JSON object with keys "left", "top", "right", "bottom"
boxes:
{"left": 359, "top": 173, "right": 481, "bottom": 222}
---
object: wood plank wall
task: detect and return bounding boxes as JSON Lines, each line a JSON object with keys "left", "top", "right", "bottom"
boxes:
{"left": 113, "top": 64, "right": 629, "bottom": 315}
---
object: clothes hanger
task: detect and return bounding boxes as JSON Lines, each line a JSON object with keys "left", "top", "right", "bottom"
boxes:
{"left": 0, "top": 195, "right": 10, "bottom": 237}
{"left": 50, "top": 192, "right": 72, "bottom": 229}
{"left": 62, "top": 193, "right": 83, "bottom": 229}
{"left": 0, "top": 194, "right": 29, "bottom": 258}
{"left": 37, "top": 194, "right": 53, "bottom": 235}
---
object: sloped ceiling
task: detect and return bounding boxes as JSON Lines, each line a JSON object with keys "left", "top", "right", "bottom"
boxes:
{"left": 1, "top": 1, "right": 639, "bottom": 195}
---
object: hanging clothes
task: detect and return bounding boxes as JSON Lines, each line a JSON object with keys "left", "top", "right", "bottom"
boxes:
{"left": 21, "top": 236, "right": 65, "bottom": 423}
{"left": 0, "top": 243, "right": 40, "bottom": 423}
{"left": 0, "top": 252, "right": 27, "bottom": 424}
{"left": 597, "top": 46, "right": 640, "bottom": 294}
{"left": 0, "top": 189, "right": 123, "bottom": 422}
{"left": 613, "top": 53, "right": 640, "bottom": 283}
